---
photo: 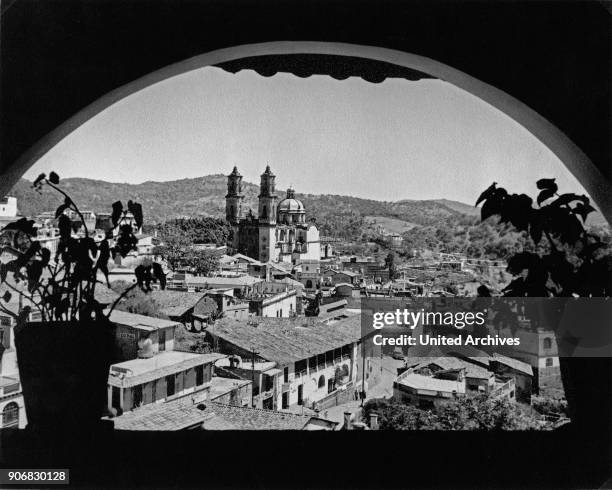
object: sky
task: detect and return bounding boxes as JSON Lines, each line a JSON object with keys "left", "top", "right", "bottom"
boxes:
{"left": 24, "top": 66, "right": 588, "bottom": 205}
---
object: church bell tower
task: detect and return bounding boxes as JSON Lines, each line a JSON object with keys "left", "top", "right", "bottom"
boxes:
{"left": 258, "top": 165, "right": 278, "bottom": 262}
{"left": 226, "top": 166, "right": 243, "bottom": 225}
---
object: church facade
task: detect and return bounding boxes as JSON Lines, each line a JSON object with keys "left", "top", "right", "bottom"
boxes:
{"left": 225, "top": 166, "right": 320, "bottom": 264}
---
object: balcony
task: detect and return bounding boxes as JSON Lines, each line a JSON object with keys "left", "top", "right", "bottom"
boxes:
{"left": 0, "top": 377, "right": 20, "bottom": 398}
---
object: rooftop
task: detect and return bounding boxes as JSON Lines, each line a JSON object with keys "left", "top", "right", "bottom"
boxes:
{"left": 111, "top": 396, "right": 210, "bottom": 431}
{"left": 107, "top": 309, "right": 182, "bottom": 331}
{"left": 148, "top": 290, "right": 206, "bottom": 317}
{"left": 491, "top": 353, "right": 534, "bottom": 376}
{"left": 396, "top": 372, "right": 466, "bottom": 394}
{"left": 201, "top": 402, "right": 332, "bottom": 430}
{"left": 414, "top": 357, "right": 492, "bottom": 380}
{"left": 108, "top": 351, "right": 225, "bottom": 388}
{"left": 212, "top": 315, "right": 361, "bottom": 365}
{"left": 186, "top": 276, "right": 263, "bottom": 287}
{"left": 208, "top": 377, "right": 252, "bottom": 401}
{"left": 232, "top": 253, "right": 259, "bottom": 264}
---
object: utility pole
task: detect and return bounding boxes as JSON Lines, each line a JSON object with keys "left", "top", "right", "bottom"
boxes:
{"left": 361, "top": 340, "right": 366, "bottom": 407}
{"left": 250, "top": 346, "right": 259, "bottom": 408}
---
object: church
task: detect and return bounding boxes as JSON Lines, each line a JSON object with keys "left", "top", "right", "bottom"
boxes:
{"left": 225, "top": 166, "right": 320, "bottom": 263}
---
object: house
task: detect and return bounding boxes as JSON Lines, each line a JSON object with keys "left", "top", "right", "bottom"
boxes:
{"left": 108, "top": 309, "right": 181, "bottom": 361}
{"left": 106, "top": 309, "right": 226, "bottom": 415}
{"left": 298, "top": 260, "right": 321, "bottom": 290}
{"left": 185, "top": 275, "right": 262, "bottom": 297}
{"left": 111, "top": 399, "right": 337, "bottom": 431}
{"left": 147, "top": 290, "right": 207, "bottom": 329}
{"left": 200, "top": 402, "right": 338, "bottom": 430}
{"left": 107, "top": 351, "right": 225, "bottom": 415}
{"left": 206, "top": 316, "right": 362, "bottom": 411}
{"left": 512, "top": 329, "right": 560, "bottom": 394}
{"left": 489, "top": 353, "right": 533, "bottom": 403}
{"left": 0, "top": 301, "right": 27, "bottom": 429}
{"left": 248, "top": 289, "right": 297, "bottom": 318}
{"left": 208, "top": 377, "right": 252, "bottom": 406}
{"left": 342, "top": 259, "right": 390, "bottom": 283}
{"left": 322, "top": 268, "right": 361, "bottom": 287}
{"left": 395, "top": 356, "right": 516, "bottom": 409}
{"left": 196, "top": 290, "right": 250, "bottom": 326}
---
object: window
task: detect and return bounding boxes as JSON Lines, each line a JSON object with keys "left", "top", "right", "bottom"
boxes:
{"left": 111, "top": 387, "right": 121, "bottom": 411}
{"left": 283, "top": 367, "right": 289, "bottom": 383}
{"left": 327, "top": 378, "right": 334, "bottom": 394}
{"left": 318, "top": 375, "right": 325, "bottom": 389}
{"left": 543, "top": 337, "right": 552, "bottom": 350}
{"left": 196, "top": 365, "right": 204, "bottom": 386}
{"left": 133, "top": 385, "right": 143, "bottom": 409}
{"left": 159, "top": 329, "right": 166, "bottom": 351}
{"left": 545, "top": 357, "right": 554, "bottom": 367}
{"left": 0, "top": 316, "right": 11, "bottom": 327}
{"left": 282, "top": 392, "right": 289, "bottom": 409}
{"left": 2, "top": 402, "right": 19, "bottom": 428}
{"left": 166, "top": 375, "right": 175, "bottom": 397}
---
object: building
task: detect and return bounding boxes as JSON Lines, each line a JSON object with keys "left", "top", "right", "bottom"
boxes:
{"left": 512, "top": 328, "right": 560, "bottom": 394}
{"left": 0, "top": 301, "right": 27, "bottom": 429}
{"left": 394, "top": 356, "right": 516, "bottom": 409}
{"left": 0, "top": 196, "right": 18, "bottom": 219}
{"left": 206, "top": 316, "right": 362, "bottom": 411}
{"left": 342, "top": 258, "right": 390, "bottom": 283}
{"left": 106, "top": 309, "right": 226, "bottom": 415}
{"left": 208, "top": 377, "right": 252, "bottom": 406}
{"left": 111, "top": 398, "right": 337, "bottom": 431}
{"left": 226, "top": 166, "right": 320, "bottom": 263}
{"left": 322, "top": 268, "right": 361, "bottom": 287}
{"left": 147, "top": 290, "right": 208, "bottom": 329}
{"left": 298, "top": 260, "right": 321, "bottom": 290}
{"left": 184, "top": 275, "right": 262, "bottom": 296}
{"left": 248, "top": 289, "right": 297, "bottom": 318}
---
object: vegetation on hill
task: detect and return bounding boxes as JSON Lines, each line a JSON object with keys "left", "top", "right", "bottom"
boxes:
{"left": 9, "top": 175, "right": 609, "bottom": 262}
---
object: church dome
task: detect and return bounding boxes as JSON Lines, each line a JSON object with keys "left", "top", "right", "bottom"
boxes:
{"left": 278, "top": 187, "right": 305, "bottom": 213}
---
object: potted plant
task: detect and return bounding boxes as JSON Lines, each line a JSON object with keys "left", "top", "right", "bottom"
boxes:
{"left": 0, "top": 172, "right": 166, "bottom": 432}
{"left": 475, "top": 179, "right": 612, "bottom": 434}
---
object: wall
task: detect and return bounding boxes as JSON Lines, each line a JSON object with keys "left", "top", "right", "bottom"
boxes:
{"left": 259, "top": 291, "right": 297, "bottom": 318}
{"left": 110, "top": 362, "right": 213, "bottom": 412}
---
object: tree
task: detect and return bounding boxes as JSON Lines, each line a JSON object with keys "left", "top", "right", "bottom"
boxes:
{"left": 475, "top": 179, "right": 611, "bottom": 297}
{"left": 385, "top": 251, "right": 398, "bottom": 280}
{"left": 113, "top": 285, "right": 168, "bottom": 319}
{"left": 363, "top": 396, "right": 540, "bottom": 431}
{"left": 154, "top": 226, "right": 220, "bottom": 275}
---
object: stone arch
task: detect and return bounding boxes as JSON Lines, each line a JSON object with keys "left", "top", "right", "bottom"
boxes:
{"left": 318, "top": 375, "right": 325, "bottom": 389}
{"left": 2, "top": 42, "right": 610, "bottom": 223}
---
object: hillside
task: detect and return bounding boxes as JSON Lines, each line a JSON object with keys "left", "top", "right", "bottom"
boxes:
{"left": 9, "top": 175, "right": 478, "bottom": 228}
{"left": 8, "top": 175, "right": 607, "bottom": 249}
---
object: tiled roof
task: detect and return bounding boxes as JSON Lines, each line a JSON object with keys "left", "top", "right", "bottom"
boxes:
{"left": 396, "top": 372, "right": 466, "bottom": 394}
{"left": 112, "top": 398, "right": 335, "bottom": 431}
{"left": 211, "top": 315, "right": 361, "bottom": 365}
{"left": 201, "top": 402, "right": 315, "bottom": 430}
{"left": 232, "top": 253, "right": 259, "bottom": 263}
{"left": 107, "top": 309, "right": 182, "bottom": 331}
{"left": 491, "top": 353, "right": 533, "bottom": 376}
{"left": 112, "top": 398, "right": 210, "bottom": 431}
{"left": 186, "top": 276, "right": 263, "bottom": 287}
{"left": 208, "top": 377, "right": 251, "bottom": 401}
{"left": 415, "top": 356, "right": 492, "bottom": 380}
{"left": 149, "top": 290, "right": 206, "bottom": 317}
{"left": 108, "top": 351, "right": 226, "bottom": 388}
